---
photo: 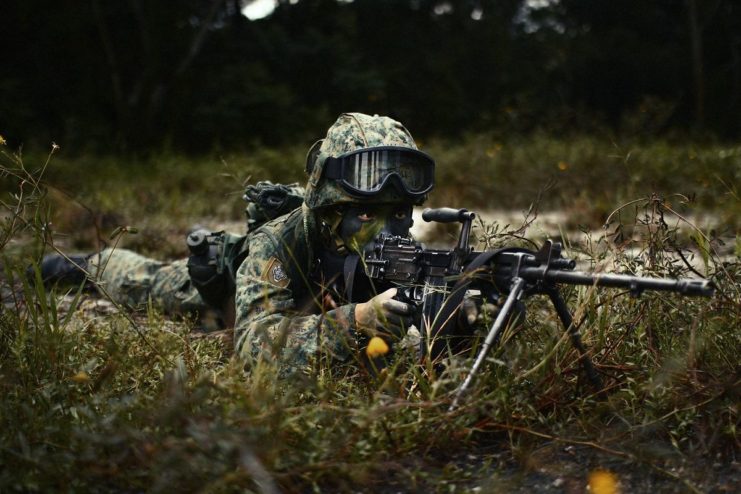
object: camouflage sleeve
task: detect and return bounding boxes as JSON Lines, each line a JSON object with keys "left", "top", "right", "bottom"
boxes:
{"left": 234, "top": 233, "right": 358, "bottom": 373}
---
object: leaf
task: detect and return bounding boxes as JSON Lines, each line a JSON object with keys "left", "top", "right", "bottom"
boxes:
{"left": 109, "top": 226, "right": 123, "bottom": 239}
{"left": 690, "top": 229, "right": 709, "bottom": 275}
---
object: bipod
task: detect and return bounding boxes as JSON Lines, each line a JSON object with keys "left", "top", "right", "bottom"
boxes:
{"left": 449, "top": 250, "right": 604, "bottom": 411}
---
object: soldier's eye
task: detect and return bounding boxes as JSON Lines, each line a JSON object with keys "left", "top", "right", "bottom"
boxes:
{"left": 358, "top": 212, "right": 375, "bottom": 222}
{"left": 393, "top": 210, "right": 408, "bottom": 220}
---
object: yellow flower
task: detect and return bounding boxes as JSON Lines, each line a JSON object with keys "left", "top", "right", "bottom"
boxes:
{"left": 366, "top": 336, "right": 389, "bottom": 358}
{"left": 588, "top": 469, "right": 619, "bottom": 494}
{"left": 70, "top": 371, "right": 91, "bottom": 383}
{"left": 558, "top": 161, "right": 569, "bottom": 171}
{"left": 0, "top": 135, "right": 6, "bottom": 146}
{"left": 486, "top": 144, "right": 502, "bottom": 158}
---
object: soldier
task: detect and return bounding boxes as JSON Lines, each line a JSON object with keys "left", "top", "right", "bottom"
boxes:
{"left": 35, "top": 113, "right": 438, "bottom": 372}
{"left": 233, "top": 112, "right": 435, "bottom": 371}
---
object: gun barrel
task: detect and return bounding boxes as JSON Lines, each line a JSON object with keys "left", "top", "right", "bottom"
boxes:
{"left": 519, "top": 267, "right": 714, "bottom": 296}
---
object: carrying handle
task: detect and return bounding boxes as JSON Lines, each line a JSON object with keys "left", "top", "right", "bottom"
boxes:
{"left": 422, "top": 207, "right": 474, "bottom": 224}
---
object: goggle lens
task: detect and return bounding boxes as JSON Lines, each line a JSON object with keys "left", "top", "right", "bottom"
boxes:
{"left": 325, "top": 147, "right": 434, "bottom": 197}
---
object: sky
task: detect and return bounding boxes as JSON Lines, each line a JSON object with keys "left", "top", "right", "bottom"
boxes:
{"left": 242, "top": 0, "right": 557, "bottom": 21}
{"left": 242, "top": 0, "right": 278, "bottom": 20}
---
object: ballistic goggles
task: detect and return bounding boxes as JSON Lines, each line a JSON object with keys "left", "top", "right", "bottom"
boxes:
{"left": 322, "top": 146, "right": 435, "bottom": 198}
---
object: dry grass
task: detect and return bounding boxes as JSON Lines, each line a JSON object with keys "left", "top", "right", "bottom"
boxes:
{"left": 1, "top": 137, "right": 738, "bottom": 492}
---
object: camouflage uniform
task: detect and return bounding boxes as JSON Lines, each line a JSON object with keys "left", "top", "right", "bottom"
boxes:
{"left": 66, "top": 113, "right": 426, "bottom": 374}
{"left": 233, "top": 206, "right": 358, "bottom": 370}
{"left": 234, "top": 113, "right": 425, "bottom": 372}
{"left": 82, "top": 182, "right": 305, "bottom": 322}
{"left": 87, "top": 248, "right": 207, "bottom": 315}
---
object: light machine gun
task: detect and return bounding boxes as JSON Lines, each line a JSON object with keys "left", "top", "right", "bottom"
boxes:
{"left": 363, "top": 208, "right": 715, "bottom": 410}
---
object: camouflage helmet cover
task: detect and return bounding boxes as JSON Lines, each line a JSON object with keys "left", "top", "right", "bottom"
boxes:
{"left": 304, "top": 113, "right": 427, "bottom": 210}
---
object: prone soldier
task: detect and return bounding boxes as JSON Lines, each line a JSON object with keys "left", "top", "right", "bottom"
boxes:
{"left": 232, "top": 112, "right": 439, "bottom": 371}
{"left": 35, "top": 113, "right": 455, "bottom": 373}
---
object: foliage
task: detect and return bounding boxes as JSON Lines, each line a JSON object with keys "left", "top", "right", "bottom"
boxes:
{"left": 0, "top": 141, "right": 738, "bottom": 492}
{"left": 3, "top": 0, "right": 741, "bottom": 152}
{"left": 17, "top": 133, "right": 737, "bottom": 256}
{"left": 428, "top": 132, "right": 741, "bottom": 228}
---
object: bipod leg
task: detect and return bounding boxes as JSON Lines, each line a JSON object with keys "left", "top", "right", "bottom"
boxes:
{"left": 449, "top": 277, "right": 526, "bottom": 411}
{"left": 546, "top": 287, "right": 603, "bottom": 394}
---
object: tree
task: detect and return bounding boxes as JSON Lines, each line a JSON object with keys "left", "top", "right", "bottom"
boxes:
{"left": 90, "top": 0, "right": 235, "bottom": 148}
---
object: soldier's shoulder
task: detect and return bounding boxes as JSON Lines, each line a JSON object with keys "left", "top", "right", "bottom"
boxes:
{"left": 252, "top": 208, "right": 303, "bottom": 242}
{"left": 255, "top": 207, "right": 303, "bottom": 233}
{"left": 249, "top": 208, "right": 307, "bottom": 257}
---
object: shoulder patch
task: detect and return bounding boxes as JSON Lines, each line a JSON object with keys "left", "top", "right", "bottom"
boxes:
{"left": 262, "top": 256, "right": 290, "bottom": 288}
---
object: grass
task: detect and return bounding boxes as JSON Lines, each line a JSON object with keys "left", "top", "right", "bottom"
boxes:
{"left": 0, "top": 136, "right": 739, "bottom": 492}
{"left": 16, "top": 133, "right": 738, "bottom": 259}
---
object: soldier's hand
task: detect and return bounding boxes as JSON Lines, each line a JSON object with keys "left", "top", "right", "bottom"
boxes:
{"left": 355, "top": 288, "right": 414, "bottom": 339}
{"left": 458, "top": 298, "right": 501, "bottom": 331}
{"left": 459, "top": 294, "right": 525, "bottom": 334}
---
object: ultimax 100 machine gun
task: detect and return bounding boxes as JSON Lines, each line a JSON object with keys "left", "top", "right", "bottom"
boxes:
{"left": 363, "top": 208, "right": 715, "bottom": 409}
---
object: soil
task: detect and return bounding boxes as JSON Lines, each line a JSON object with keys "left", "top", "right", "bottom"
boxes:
{"left": 381, "top": 438, "right": 739, "bottom": 493}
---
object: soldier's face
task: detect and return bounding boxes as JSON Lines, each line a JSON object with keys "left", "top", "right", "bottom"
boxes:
{"left": 338, "top": 204, "right": 413, "bottom": 255}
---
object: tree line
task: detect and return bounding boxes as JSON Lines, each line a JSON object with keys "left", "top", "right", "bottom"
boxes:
{"left": 2, "top": 0, "right": 739, "bottom": 153}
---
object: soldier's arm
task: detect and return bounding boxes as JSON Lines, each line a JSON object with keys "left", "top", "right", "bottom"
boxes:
{"left": 233, "top": 233, "right": 358, "bottom": 372}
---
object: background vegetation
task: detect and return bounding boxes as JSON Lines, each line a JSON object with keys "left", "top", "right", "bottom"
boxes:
{"left": 1, "top": 136, "right": 739, "bottom": 492}
{"left": 2, "top": 0, "right": 741, "bottom": 152}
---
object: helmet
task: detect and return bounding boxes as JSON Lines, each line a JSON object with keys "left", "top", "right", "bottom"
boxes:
{"left": 303, "top": 113, "right": 433, "bottom": 210}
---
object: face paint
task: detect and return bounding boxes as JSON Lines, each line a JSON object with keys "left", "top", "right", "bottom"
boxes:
{"left": 337, "top": 204, "right": 413, "bottom": 255}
